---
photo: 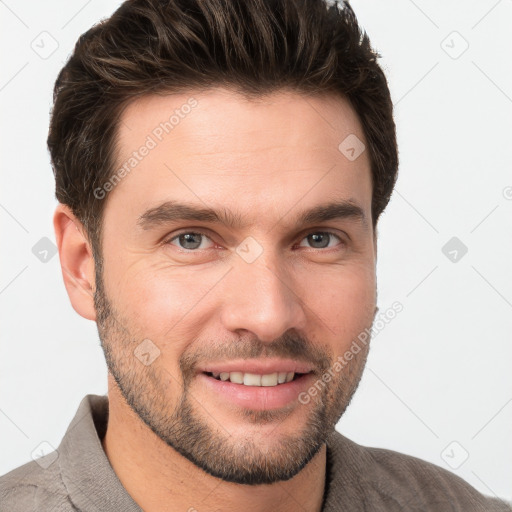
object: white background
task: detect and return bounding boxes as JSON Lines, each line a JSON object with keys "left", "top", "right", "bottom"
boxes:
{"left": 1, "top": 0, "right": 511, "bottom": 503}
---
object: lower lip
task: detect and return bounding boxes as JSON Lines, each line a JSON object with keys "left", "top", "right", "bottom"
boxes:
{"left": 198, "top": 373, "right": 314, "bottom": 410}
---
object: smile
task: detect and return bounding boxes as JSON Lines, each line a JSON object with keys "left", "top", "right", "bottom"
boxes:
{"left": 198, "top": 363, "right": 315, "bottom": 410}
{"left": 204, "top": 371, "right": 306, "bottom": 387}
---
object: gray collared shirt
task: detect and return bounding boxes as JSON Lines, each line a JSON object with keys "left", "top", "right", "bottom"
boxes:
{"left": 1, "top": 394, "right": 510, "bottom": 511}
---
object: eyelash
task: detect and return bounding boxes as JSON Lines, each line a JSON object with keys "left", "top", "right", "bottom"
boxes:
{"left": 164, "top": 230, "right": 346, "bottom": 253}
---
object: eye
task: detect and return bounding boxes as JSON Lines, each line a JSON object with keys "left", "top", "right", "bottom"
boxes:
{"left": 165, "top": 230, "right": 345, "bottom": 252}
{"left": 167, "top": 231, "right": 215, "bottom": 251}
{"left": 297, "top": 231, "right": 344, "bottom": 250}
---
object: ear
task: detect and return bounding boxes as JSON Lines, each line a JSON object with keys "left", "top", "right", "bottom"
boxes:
{"left": 53, "top": 204, "right": 97, "bottom": 321}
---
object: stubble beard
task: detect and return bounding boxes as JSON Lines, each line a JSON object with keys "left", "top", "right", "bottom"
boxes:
{"left": 94, "top": 269, "right": 371, "bottom": 485}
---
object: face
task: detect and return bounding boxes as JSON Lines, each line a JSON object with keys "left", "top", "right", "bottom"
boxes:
{"left": 94, "top": 88, "right": 377, "bottom": 485}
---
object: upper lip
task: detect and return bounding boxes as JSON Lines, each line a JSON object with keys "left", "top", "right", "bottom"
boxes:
{"left": 199, "top": 358, "right": 314, "bottom": 375}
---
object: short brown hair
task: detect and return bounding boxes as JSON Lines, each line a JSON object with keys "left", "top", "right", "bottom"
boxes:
{"left": 48, "top": 0, "right": 398, "bottom": 258}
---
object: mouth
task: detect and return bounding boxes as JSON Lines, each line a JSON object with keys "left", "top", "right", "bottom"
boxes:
{"left": 203, "top": 371, "right": 307, "bottom": 386}
{"left": 197, "top": 361, "right": 316, "bottom": 411}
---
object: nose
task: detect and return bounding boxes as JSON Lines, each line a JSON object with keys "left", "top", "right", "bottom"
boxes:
{"left": 219, "top": 251, "right": 308, "bottom": 343}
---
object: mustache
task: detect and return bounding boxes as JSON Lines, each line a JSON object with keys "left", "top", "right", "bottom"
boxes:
{"left": 179, "top": 331, "right": 332, "bottom": 382}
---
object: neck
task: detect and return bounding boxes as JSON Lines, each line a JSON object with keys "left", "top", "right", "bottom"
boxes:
{"left": 101, "top": 378, "right": 327, "bottom": 512}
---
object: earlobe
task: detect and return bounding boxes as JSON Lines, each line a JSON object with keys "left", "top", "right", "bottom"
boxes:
{"left": 53, "top": 204, "right": 97, "bottom": 321}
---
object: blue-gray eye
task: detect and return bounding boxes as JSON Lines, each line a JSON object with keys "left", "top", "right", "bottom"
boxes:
{"left": 299, "top": 232, "right": 342, "bottom": 249}
{"left": 169, "top": 232, "right": 213, "bottom": 250}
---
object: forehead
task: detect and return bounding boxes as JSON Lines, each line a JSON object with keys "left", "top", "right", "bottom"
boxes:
{"left": 107, "top": 87, "right": 372, "bottom": 230}
{"left": 117, "top": 87, "right": 367, "bottom": 157}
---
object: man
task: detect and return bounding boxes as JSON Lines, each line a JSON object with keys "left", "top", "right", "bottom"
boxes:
{"left": 1, "top": 0, "right": 510, "bottom": 510}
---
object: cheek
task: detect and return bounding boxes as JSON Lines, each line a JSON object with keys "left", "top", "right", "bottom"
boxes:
{"left": 106, "top": 262, "right": 228, "bottom": 350}
{"left": 103, "top": 248, "right": 375, "bottom": 357}
{"left": 301, "top": 263, "right": 376, "bottom": 340}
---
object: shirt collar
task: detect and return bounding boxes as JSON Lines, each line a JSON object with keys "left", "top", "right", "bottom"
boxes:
{"left": 59, "top": 394, "right": 350, "bottom": 511}
{"left": 58, "top": 394, "right": 142, "bottom": 511}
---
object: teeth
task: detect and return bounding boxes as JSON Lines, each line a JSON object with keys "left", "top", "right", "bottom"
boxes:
{"left": 261, "top": 373, "right": 278, "bottom": 386}
{"left": 229, "top": 372, "right": 244, "bottom": 384}
{"left": 210, "top": 371, "right": 298, "bottom": 386}
{"left": 243, "top": 373, "right": 261, "bottom": 386}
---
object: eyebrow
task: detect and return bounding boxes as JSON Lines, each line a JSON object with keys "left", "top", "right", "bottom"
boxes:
{"left": 137, "top": 199, "right": 369, "bottom": 232}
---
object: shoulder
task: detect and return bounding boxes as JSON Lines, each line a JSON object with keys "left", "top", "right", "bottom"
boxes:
{"left": 326, "top": 431, "right": 512, "bottom": 511}
{"left": 0, "top": 453, "right": 75, "bottom": 511}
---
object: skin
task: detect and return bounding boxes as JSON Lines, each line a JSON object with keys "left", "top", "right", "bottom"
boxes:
{"left": 54, "top": 88, "right": 378, "bottom": 512}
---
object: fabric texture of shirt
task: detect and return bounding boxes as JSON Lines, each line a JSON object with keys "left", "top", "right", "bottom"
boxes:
{"left": 1, "top": 394, "right": 510, "bottom": 511}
